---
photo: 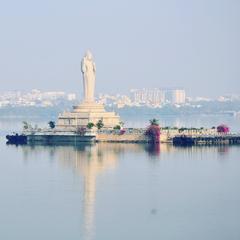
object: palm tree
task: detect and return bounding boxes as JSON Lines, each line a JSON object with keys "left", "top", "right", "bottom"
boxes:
{"left": 149, "top": 119, "right": 159, "bottom": 126}
{"left": 22, "top": 121, "right": 32, "bottom": 130}
{"left": 22, "top": 121, "right": 29, "bottom": 130}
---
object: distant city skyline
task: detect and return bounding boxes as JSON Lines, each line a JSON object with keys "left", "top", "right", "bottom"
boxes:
{"left": 1, "top": 88, "right": 240, "bottom": 110}
{"left": 0, "top": 0, "right": 239, "bottom": 97}
{"left": 0, "top": 87, "right": 239, "bottom": 100}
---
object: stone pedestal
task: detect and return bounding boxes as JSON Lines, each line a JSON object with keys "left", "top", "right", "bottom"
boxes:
{"left": 57, "top": 102, "right": 120, "bottom": 130}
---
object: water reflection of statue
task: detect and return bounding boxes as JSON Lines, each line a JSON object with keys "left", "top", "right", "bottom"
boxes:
{"left": 57, "top": 144, "right": 120, "bottom": 240}
{"left": 81, "top": 51, "right": 96, "bottom": 103}
{"left": 57, "top": 143, "right": 144, "bottom": 240}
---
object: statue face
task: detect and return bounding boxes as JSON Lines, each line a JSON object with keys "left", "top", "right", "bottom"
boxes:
{"left": 85, "top": 50, "right": 93, "bottom": 60}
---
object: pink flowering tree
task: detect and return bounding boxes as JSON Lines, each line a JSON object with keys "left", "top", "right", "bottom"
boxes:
{"left": 217, "top": 124, "right": 230, "bottom": 134}
{"left": 145, "top": 119, "right": 161, "bottom": 143}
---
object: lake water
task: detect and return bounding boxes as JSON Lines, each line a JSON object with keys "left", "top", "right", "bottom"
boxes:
{"left": 0, "top": 115, "right": 240, "bottom": 240}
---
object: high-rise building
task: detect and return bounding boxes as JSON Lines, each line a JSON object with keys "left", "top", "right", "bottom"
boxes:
{"left": 164, "top": 89, "right": 186, "bottom": 104}
{"left": 130, "top": 88, "right": 165, "bottom": 105}
{"left": 171, "top": 89, "right": 186, "bottom": 104}
{"left": 130, "top": 88, "right": 186, "bottom": 106}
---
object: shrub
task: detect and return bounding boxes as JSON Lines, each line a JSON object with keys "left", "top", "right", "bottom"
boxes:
{"left": 119, "top": 129, "right": 126, "bottom": 135}
{"left": 76, "top": 127, "right": 87, "bottom": 136}
{"left": 113, "top": 125, "right": 121, "bottom": 130}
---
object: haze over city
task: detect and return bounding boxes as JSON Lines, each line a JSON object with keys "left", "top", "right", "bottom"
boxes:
{"left": 0, "top": 0, "right": 239, "bottom": 97}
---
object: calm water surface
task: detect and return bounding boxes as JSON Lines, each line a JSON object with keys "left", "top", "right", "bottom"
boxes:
{"left": 0, "top": 117, "right": 240, "bottom": 240}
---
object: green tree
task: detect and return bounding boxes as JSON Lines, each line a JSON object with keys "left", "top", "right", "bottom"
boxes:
{"left": 48, "top": 121, "right": 55, "bottom": 129}
{"left": 87, "top": 122, "right": 95, "bottom": 129}
{"left": 96, "top": 120, "right": 104, "bottom": 130}
{"left": 113, "top": 125, "right": 121, "bottom": 130}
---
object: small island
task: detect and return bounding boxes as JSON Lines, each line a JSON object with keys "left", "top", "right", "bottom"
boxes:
{"left": 6, "top": 51, "right": 240, "bottom": 146}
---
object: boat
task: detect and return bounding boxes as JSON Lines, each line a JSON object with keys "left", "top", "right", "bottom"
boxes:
{"left": 6, "top": 134, "right": 27, "bottom": 145}
{"left": 173, "top": 135, "right": 195, "bottom": 146}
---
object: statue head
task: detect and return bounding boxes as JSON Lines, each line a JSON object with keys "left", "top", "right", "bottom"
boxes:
{"left": 85, "top": 50, "right": 93, "bottom": 60}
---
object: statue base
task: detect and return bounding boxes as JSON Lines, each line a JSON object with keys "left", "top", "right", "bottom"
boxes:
{"left": 57, "top": 102, "right": 121, "bottom": 130}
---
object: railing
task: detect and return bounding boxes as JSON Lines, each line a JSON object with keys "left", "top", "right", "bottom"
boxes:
{"left": 97, "top": 128, "right": 146, "bottom": 134}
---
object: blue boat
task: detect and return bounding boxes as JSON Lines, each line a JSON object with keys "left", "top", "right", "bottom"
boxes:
{"left": 6, "top": 134, "right": 27, "bottom": 145}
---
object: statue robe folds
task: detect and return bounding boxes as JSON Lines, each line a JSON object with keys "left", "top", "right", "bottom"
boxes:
{"left": 81, "top": 51, "right": 96, "bottom": 103}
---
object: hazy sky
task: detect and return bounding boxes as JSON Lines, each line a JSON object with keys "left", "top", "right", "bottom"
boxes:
{"left": 0, "top": 0, "right": 239, "bottom": 97}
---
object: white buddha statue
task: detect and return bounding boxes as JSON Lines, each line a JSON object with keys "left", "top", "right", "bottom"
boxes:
{"left": 81, "top": 50, "right": 96, "bottom": 103}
